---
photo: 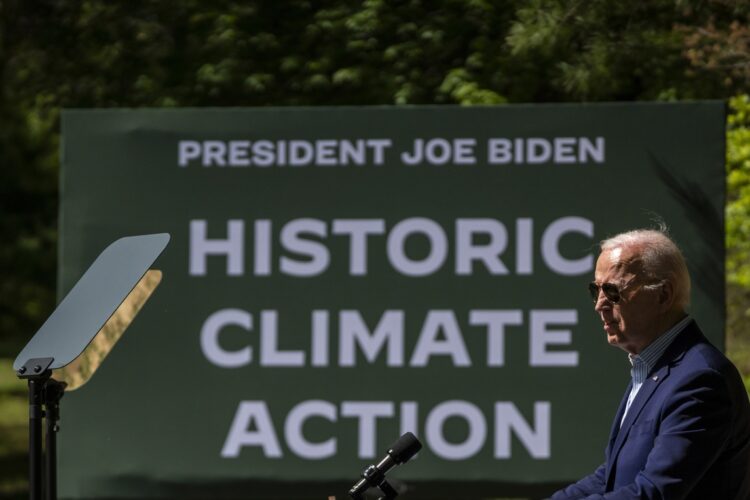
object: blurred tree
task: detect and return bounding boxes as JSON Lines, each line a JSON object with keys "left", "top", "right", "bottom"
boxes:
{"left": 681, "top": 2, "right": 750, "bottom": 97}
{"left": 726, "top": 94, "right": 750, "bottom": 378}
{"left": 727, "top": 95, "right": 750, "bottom": 288}
{"left": 0, "top": 0, "right": 57, "bottom": 353}
{"left": 3, "top": 0, "right": 750, "bottom": 357}
{"left": 505, "top": 0, "right": 746, "bottom": 101}
{"left": 677, "top": 2, "right": 750, "bottom": 378}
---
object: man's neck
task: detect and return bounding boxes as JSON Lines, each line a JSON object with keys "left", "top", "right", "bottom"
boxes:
{"left": 656, "top": 310, "right": 689, "bottom": 337}
{"left": 632, "top": 310, "right": 689, "bottom": 355}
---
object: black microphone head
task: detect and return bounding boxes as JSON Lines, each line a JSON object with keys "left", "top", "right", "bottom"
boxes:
{"left": 387, "top": 432, "right": 422, "bottom": 464}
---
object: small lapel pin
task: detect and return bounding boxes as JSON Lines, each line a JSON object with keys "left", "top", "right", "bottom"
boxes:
{"left": 652, "top": 375, "right": 659, "bottom": 381}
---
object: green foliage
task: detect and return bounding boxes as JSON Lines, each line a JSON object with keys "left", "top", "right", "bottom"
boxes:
{"left": 727, "top": 95, "right": 750, "bottom": 287}
{"left": 505, "top": 0, "right": 729, "bottom": 101}
{"left": 438, "top": 69, "right": 507, "bottom": 105}
{"left": 726, "top": 95, "right": 750, "bottom": 376}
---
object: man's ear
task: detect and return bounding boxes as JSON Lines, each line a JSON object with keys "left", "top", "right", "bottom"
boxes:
{"left": 658, "top": 280, "right": 675, "bottom": 311}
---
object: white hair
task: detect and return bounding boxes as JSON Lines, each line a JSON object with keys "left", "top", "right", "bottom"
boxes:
{"left": 600, "top": 229, "right": 691, "bottom": 310}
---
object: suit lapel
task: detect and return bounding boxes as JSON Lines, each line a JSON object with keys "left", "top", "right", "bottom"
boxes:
{"left": 605, "top": 364, "right": 670, "bottom": 487}
{"left": 605, "top": 381, "right": 632, "bottom": 480}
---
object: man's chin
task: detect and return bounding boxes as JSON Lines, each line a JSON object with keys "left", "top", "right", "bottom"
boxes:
{"left": 604, "top": 322, "right": 619, "bottom": 336}
{"left": 606, "top": 331, "right": 622, "bottom": 347}
{"left": 606, "top": 334, "right": 635, "bottom": 353}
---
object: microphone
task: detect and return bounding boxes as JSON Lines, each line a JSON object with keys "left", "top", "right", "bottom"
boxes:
{"left": 349, "top": 432, "right": 422, "bottom": 499}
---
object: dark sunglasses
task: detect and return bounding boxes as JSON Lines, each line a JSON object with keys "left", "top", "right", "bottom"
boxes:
{"left": 588, "top": 281, "right": 627, "bottom": 303}
{"left": 589, "top": 279, "right": 662, "bottom": 303}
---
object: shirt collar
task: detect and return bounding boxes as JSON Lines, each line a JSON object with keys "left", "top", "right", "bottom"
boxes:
{"left": 628, "top": 315, "right": 691, "bottom": 373}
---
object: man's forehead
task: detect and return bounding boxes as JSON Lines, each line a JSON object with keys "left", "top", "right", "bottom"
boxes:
{"left": 609, "top": 247, "right": 624, "bottom": 262}
{"left": 597, "top": 245, "right": 643, "bottom": 274}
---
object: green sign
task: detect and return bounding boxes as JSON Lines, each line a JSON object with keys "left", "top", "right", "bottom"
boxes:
{"left": 58, "top": 103, "right": 725, "bottom": 498}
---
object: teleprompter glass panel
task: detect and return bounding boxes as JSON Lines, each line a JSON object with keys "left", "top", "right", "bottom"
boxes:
{"left": 14, "top": 233, "right": 170, "bottom": 372}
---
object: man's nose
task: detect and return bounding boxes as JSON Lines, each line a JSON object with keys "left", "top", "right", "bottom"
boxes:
{"left": 594, "top": 291, "right": 610, "bottom": 311}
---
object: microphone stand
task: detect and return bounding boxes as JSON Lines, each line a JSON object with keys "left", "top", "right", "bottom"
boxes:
{"left": 349, "top": 464, "right": 399, "bottom": 499}
{"left": 375, "top": 479, "right": 398, "bottom": 500}
{"left": 349, "top": 432, "right": 421, "bottom": 500}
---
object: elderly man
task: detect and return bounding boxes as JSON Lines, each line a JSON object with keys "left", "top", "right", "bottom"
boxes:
{"left": 552, "top": 229, "right": 750, "bottom": 499}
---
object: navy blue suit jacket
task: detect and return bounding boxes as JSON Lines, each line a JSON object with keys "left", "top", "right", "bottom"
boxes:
{"left": 552, "top": 320, "right": 750, "bottom": 499}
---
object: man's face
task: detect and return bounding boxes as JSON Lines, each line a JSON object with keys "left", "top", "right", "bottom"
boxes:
{"left": 593, "top": 246, "right": 662, "bottom": 354}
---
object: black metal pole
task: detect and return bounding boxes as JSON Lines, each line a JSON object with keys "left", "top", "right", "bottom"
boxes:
{"left": 43, "top": 379, "right": 65, "bottom": 500}
{"left": 28, "top": 378, "right": 45, "bottom": 500}
{"left": 44, "top": 414, "right": 55, "bottom": 500}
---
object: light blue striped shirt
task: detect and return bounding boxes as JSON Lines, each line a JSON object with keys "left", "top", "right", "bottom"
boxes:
{"left": 620, "top": 315, "right": 692, "bottom": 426}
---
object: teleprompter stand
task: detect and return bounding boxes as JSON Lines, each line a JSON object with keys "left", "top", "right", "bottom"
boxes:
{"left": 14, "top": 234, "right": 170, "bottom": 500}
{"left": 17, "top": 357, "right": 63, "bottom": 500}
